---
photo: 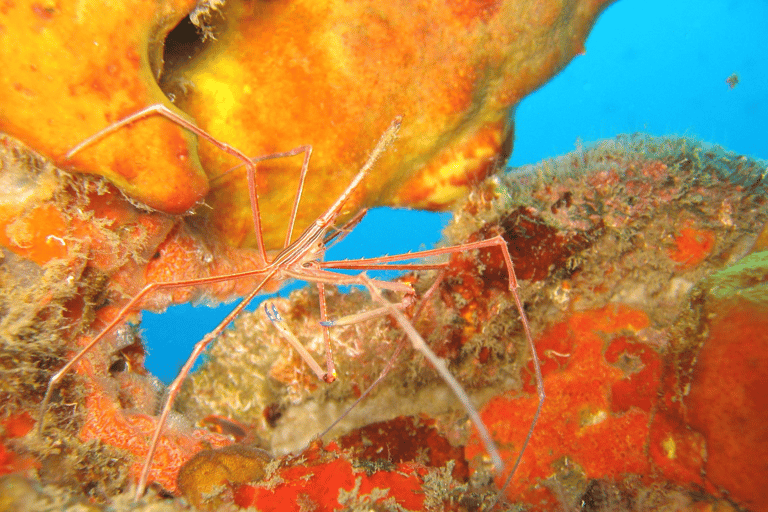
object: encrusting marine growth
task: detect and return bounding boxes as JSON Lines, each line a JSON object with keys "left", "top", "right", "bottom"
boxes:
{"left": 0, "top": 4, "right": 619, "bottom": 501}
{"left": 1, "top": 131, "right": 766, "bottom": 511}
{"left": 0, "top": 0, "right": 615, "bottom": 249}
{"left": 5, "top": 1, "right": 764, "bottom": 510}
{"left": 176, "top": 136, "right": 767, "bottom": 510}
{"left": 0, "top": 0, "right": 618, "bottom": 503}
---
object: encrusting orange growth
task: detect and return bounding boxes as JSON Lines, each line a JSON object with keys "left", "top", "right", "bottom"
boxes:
{"left": 66, "top": 303, "right": 232, "bottom": 495}
{"left": 0, "top": 412, "right": 38, "bottom": 477}
{"left": 466, "top": 305, "right": 662, "bottom": 506}
{"left": 169, "top": 0, "right": 616, "bottom": 249}
{"left": 0, "top": 203, "right": 69, "bottom": 265}
{"left": 452, "top": 137, "right": 768, "bottom": 509}
{"left": 0, "top": 135, "right": 248, "bottom": 499}
{"left": 78, "top": 381, "right": 230, "bottom": 494}
{"left": 1, "top": 0, "right": 615, "bottom": 249}
{"left": 667, "top": 224, "right": 716, "bottom": 270}
{"left": 464, "top": 304, "right": 718, "bottom": 508}
{"left": 230, "top": 438, "right": 450, "bottom": 511}
{"left": 0, "top": 0, "right": 208, "bottom": 214}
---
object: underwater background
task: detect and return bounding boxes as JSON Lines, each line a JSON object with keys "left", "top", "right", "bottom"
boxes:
{"left": 142, "top": 0, "right": 767, "bottom": 384}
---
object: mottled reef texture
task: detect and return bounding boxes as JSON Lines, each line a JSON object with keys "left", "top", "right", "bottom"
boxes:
{"left": 1, "top": 135, "right": 766, "bottom": 511}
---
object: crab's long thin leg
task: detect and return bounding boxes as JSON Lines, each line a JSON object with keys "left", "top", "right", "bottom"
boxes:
{"left": 489, "top": 238, "right": 545, "bottom": 509}
{"left": 318, "top": 236, "right": 506, "bottom": 270}
{"left": 291, "top": 267, "right": 413, "bottom": 293}
{"left": 307, "top": 118, "right": 401, "bottom": 232}
{"left": 361, "top": 274, "right": 505, "bottom": 473}
{"left": 316, "top": 271, "right": 446, "bottom": 441}
{"left": 133, "top": 268, "right": 282, "bottom": 501}
{"left": 211, "top": 144, "right": 314, "bottom": 250}
{"left": 318, "top": 302, "right": 411, "bottom": 327}
{"left": 38, "top": 269, "right": 274, "bottom": 435}
{"left": 65, "top": 104, "right": 270, "bottom": 262}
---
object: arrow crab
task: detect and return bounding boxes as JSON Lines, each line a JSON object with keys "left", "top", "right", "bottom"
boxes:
{"left": 36, "top": 105, "right": 544, "bottom": 506}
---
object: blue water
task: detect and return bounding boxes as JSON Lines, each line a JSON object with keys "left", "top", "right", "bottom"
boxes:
{"left": 144, "top": 0, "right": 768, "bottom": 384}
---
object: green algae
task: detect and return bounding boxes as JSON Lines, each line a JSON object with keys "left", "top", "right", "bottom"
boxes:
{"left": 705, "top": 250, "right": 768, "bottom": 305}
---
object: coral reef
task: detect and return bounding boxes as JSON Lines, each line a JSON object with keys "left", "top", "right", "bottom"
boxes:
{"left": 3, "top": 133, "right": 766, "bottom": 511}
{"left": 0, "top": 4, "right": 621, "bottom": 499}
{"left": 177, "top": 135, "right": 766, "bottom": 510}
{"left": 0, "top": 5, "right": 621, "bottom": 497}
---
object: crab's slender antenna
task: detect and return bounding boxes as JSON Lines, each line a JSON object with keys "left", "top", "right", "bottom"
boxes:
{"left": 489, "top": 263, "right": 545, "bottom": 510}
{"left": 321, "top": 208, "right": 369, "bottom": 254}
{"left": 281, "top": 147, "right": 312, "bottom": 248}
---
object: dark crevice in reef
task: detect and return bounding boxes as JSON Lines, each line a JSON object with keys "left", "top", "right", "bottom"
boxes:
{"left": 163, "top": 14, "right": 209, "bottom": 73}
{"left": 159, "top": 2, "right": 227, "bottom": 101}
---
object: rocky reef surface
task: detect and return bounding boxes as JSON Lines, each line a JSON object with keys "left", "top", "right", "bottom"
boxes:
{"left": 2, "top": 134, "right": 764, "bottom": 511}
